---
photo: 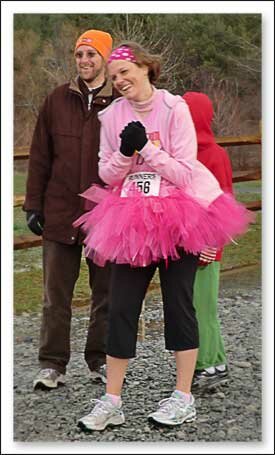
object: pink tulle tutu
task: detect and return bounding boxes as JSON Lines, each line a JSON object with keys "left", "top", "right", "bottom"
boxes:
{"left": 74, "top": 186, "right": 254, "bottom": 267}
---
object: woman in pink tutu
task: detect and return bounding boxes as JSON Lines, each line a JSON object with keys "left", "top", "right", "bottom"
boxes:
{"left": 75, "top": 42, "right": 253, "bottom": 431}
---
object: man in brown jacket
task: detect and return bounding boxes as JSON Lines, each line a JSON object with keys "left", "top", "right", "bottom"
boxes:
{"left": 23, "top": 29, "right": 116, "bottom": 390}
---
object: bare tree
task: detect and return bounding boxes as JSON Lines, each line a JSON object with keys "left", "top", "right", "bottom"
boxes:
{"left": 14, "top": 23, "right": 78, "bottom": 146}
{"left": 225, "top": 36, "right": 261, "bottom": 80}
{"left": 113, "top": 15, "right": 181, "bottom": 93}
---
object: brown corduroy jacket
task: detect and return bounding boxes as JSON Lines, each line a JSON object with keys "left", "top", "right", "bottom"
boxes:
{"left": 23, "top": 76, "right": 116, "bottom": 244}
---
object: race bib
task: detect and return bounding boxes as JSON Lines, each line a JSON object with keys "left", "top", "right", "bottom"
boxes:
{"left": 120, "top": 172, "right": 161, "bottom": 198}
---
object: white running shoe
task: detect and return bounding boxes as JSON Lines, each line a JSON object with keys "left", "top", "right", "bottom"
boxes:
{"left": 33, "top": 368, "right": 65, "bottom": 390}
{"left": 78, "top": 395, "right": 125, "bottom": 431}
{"left": 148, "top": 391, "right": 196, "bottom": 426}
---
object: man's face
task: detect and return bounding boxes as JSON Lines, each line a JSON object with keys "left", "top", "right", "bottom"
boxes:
{"left": 75, "top": 45, "right": 105, "bottom": 84}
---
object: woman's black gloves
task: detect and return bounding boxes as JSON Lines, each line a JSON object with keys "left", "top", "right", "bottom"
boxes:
{"left": 26, "top": 210, "right": 44, "bottom": 236}
{"left": 119, "top": 121, "right": 148, "bottom": 157}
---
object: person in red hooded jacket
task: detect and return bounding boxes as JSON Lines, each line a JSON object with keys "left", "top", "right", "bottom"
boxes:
{"left": 183, "top": 91, "right": 233, "bottom": 389}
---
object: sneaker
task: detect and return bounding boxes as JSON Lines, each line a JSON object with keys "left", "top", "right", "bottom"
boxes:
{"left": 78, "top": 395, "right": 125, "bottom": 431}
{"left": 148, "top": 391, "right": 196, "bottom": 426}
{"left": 33, "top": 368, "right": 65, "bottom": 390}
{"left": 90, "top": 365, "right": 107, "bottom": 384}
{"left": 192, "top": 365, "right": 229, "bottom": 390}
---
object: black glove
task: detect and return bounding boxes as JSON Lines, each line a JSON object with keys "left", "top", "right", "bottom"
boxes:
{"left": 119, "top": 136, "right": 136, "bottom": 157}
{"left": 119, "top": 121, "right": 148, "bottom": 156}
{"left": 26, "top": 210, "right": 44, "bottom": 236}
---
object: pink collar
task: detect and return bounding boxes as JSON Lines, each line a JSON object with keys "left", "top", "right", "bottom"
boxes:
{"left": 129, "top": 87, "right": 156, "bottom": 113}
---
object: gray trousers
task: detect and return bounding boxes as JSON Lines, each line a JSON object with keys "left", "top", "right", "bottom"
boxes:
{"left": 39, "top": 239, "right": 110, "bottom": 374}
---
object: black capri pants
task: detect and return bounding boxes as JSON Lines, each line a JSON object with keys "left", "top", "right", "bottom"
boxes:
{"left": 107, "top": 250, "right": 199, "bottom": 358}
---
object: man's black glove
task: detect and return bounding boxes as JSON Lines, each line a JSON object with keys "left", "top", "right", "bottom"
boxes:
{"left": 119, "top": 121, "right": 148, "bottom": 157}
{"left": 26, "top": 210, "right": 44, "bottom": 236}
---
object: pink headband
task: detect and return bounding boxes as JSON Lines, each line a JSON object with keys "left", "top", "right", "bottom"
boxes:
{"left": 108, "top": 46, "right": 137, "bottom": 64}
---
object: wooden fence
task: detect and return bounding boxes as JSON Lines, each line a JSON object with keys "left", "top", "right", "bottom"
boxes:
{"left": 14, "top": 135, "right": 261, "bottom": 250}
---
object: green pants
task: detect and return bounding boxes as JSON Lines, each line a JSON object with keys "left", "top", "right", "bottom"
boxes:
{"left": 193, "top": 262, "right": 226, "bottom": 370}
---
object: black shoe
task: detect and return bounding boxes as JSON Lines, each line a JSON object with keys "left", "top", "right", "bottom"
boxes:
{"left": 90, "top": 365, "right": 107, "bottom": 384}
{"left": 90, "top": 365, "right": 127, "bottom": 385}
{"left": 192, "top": 365, "right": 229, "bottom": 390}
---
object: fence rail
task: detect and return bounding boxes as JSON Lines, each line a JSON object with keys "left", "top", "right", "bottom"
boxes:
{"left": 214, "top": 135, "right": 261, "bottom": 146}
{"left": 14, "top": 169, "right": 261, "bottom": 209}
{"left": 13, "top": 135, "right": 261, "bottom": 161}
{"left": 14, "top": 133, "right": 261, "bottom": 250}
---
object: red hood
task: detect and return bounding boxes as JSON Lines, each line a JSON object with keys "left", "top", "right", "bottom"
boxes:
{"left": 183, "top": 91, "right": 215, "bottom": 148}
{"left": 183, "top": 91, "right": 233, "bottom": 194}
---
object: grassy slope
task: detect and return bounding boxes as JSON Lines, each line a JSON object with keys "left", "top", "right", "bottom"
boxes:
{"left": 14, "top": 173, "right": 261, "bottom": 314}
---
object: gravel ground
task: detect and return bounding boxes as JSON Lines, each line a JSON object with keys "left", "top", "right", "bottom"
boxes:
{"left": 13, "top": 268, "right": 262, "bottom": 443}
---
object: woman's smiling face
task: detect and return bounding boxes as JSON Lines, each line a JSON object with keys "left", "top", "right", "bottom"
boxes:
{"left": 108, "top": 60, "right": 149, "bottom": 102}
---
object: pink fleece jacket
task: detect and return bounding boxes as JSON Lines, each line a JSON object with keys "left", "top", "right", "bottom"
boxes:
{"left": 98, "top": 89, "right": 223, "bottom": 207}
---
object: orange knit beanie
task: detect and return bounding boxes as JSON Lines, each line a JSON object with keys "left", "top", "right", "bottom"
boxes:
{"left": 75, "top": 29, "right": 113, "bottom": 61}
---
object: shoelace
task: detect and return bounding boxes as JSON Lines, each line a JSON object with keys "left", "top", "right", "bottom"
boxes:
{"left": 98, "top": 365, "right": 106, "bottom": 374}
{"left": 40, "top": 368, "right": 56, "bottom": 377}
{"left": 157, "top": 397, "right": 187, "bottom": 414}
{"left": 88, "top": 398, "right": 114, "bottom": 417}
